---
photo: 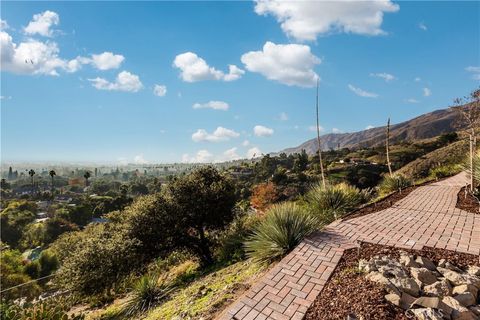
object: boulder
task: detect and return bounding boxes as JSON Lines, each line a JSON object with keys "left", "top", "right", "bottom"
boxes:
{"left": 416, "top": 256, "right": 437, "bottom": 271}
{"left": 411, "top": 297, "right": 453, "bottom": 316}
{"left": 411, "top": 267, "right": 439, "bottom": 286}
{"left": 424, "top": 279, "right": 452, "bottom": 297}
{"left": 443, "top": 296, "right": 477, "bottom": 320}
{"left": 446, "top": 262, "right": 464, "bottom": 273}
{"left": 358, "top": 259, "right": 376, "bottom": 273}
{"left": 470, "top": 305, "right": 480, "bottom": 316}
{"left": 400, "top": 254, "right": 420, "bottom": 268}
{"left": 453, "top": 284, "right": 478, "bottom": 298}
{"left": 365, "top": 272, "right": 400, "bottom": 295}
{"left": 438, "top": 268, "right": 470, "bottom": 286}
{"left": 454, "top": 293, "right": 476, "bottom": 307}
{"left": 391, "top": 277, "right": 421, "bottom": 297}
{"left": 384, "top": 292, "right": 416, "bottom": 310}
{"left": 467, "top": 266, "right": 480, "bottom": 277}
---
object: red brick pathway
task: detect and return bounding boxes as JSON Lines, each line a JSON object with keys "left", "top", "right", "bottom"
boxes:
{"left": 218, "top": 172, "right": 480, "bottom": 320}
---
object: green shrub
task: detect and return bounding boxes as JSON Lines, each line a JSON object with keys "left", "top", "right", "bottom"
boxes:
{"left": 429, "top": 165, "right": 461, "bottom": 180}
{"left": 123, "top": 274, "right": 174, "bottom": 316}
{"left": 0, "top": 298, "right": 83, "bottom": 320}
{"left": 378, "top": 174, "right": 412, "bottom": 196}
{"left": 244, "top": 203, "right": 319, "bottom": 263}
{"left": 305, "top": 183, "right": 370, "bottom": 222}
{"left": 215, "top": 213, "right": 260, "bottom": 263}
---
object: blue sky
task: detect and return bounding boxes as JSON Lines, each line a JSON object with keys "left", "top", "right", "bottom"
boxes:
{"left": 1, "top": 1, "right": 479, "bottom": 164}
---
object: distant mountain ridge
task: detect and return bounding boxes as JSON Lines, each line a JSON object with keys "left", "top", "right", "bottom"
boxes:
{"left": 278, "top": 106, "right": 468, "bottom": 155}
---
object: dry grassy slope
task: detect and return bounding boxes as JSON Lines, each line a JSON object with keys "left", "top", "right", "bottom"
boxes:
{"left": 280, "top": 106, "right": 468, "bottom": 155}
{"left": 396, "top": 139, "right": 469, "bottom": 179}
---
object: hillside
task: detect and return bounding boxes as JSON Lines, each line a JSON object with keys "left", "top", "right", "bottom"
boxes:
{"left": 280, "top": 106, "right": 468, "bottom": 155}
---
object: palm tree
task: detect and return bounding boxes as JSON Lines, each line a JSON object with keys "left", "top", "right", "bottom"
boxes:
{"left": 84, "top": 171, "right": 91, "bottom": 187}
{"left": 28, "top": 169, "right": 36, "bottom": 192}
{"left": 49, "top": 170, "right": 56, "bottom": 193}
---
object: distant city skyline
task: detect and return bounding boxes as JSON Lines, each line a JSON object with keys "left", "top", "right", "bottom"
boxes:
{"left": 1, "top": 1, "right": 479, "bottom": 164}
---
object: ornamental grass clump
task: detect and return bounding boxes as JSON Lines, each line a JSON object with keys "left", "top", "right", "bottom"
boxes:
{"left": 244, "top": 203, "right": 319, "bottom": 263}
{"left": 306, "top": 183, "right": 370, "bottom": 223}
{"left": 123, "top": 274, "right": 174, "bottom": 316}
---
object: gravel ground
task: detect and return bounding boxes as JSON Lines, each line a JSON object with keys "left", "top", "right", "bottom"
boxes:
{"left": 456, "top": 186, "right": 480, "bottom": 214}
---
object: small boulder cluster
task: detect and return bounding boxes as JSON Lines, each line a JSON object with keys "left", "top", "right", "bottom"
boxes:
{"left": 359, "top": 252, "right": 480, "bottom": 319}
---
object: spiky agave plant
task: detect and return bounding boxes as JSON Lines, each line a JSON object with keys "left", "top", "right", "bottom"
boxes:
{"left": 244, "top": 203, "right": 319, "bottom": 263}
{"left": 306, "top": 182, "right": 371, "bottom": 222}
{"left": 378, "top": 174, "right": 412, "bottom": 196}
{"left": 123, "top": 274, "right": 174, "bottom": 316}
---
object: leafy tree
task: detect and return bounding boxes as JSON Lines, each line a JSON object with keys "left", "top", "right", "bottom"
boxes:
{"left": 1, "top": 210, "right": 36, "bottom": 247}
{"left": 165, "top": 166, "right": 236, "bottom": 265}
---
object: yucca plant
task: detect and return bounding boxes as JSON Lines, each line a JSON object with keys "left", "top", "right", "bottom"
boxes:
{"left": 244, "top": 203, "right": 319, "bottom": 263}
{"left": 378, "top": 174, "right": 412, "bottom": 196}
{"left": 305, "top": 183, "right": 370, "bottom": 222}
{"left": 123, "top": 274, "right": 174, "bottom": 316}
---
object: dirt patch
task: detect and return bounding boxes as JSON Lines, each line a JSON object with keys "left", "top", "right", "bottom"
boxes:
{"left": 304, "top": 242, "right": 479, "bottom": 320}
{"left": 456, "top": 186, "right": 480, "bottom": 214}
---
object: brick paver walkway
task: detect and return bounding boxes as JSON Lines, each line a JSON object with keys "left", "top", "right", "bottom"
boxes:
{"left": 218, "top": 172, "right": 480, "bottom": 320}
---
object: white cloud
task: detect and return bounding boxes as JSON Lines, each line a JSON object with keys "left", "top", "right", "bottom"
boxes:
{"left": 348, "top": 84, "right": 378, "bottom": 98}
{"left": 254, "top": 0, "right": 399, "bottom": 41}
{"left": 253, "top": 125, "right": 274, "bottom": 137}
{"left": 182, "top": 150, "right": 213, "bottom": 163}
{"left": 117, "top": 157, "right": 128, "bottom": 165}
{"left": 192, "top": 127, "right": 240, "bottom": 142}
{"left": 0, "top": 31, "right": 80, "bottom": 76}
{"left": 241, "top": 41, "right": 320, "bottom": 87}
{"left": 88, "top": 71, "right": 143, "bottom": 92}
{"left": 466, "top": 66, "right": 480, "bottom": 80}
{"left": 278, "top": 112, "right": 288, "bottom": 121}
{"left": 90, "top": 52, "right": 124, "bottom": 70}
{"left": 332, "top": 128, "right": 342, "bottom": 133}
{"left": 193, "top": 100, "right": 229, "bottom": 111}
{"left": 134, "top": 154, "right": 149, "bottom": 164}
{"left": 418, "top": 22, "right": 428, "bottom": 31}
{"left": 153, "top": 84, "right": 167, "bottom": 97}
{"left": 406, "top": 98, "right": 419, "bottom": 104}
{"left": 366, "top": 125, "right": 374, "bottom": 130}
{"left": 1, "top": 95, "right": 12, "bottom": 100}
{"left": 24, "top": 11, "right": 59, "bottom": 37}
{"left": 247, "top": 147, "right": 262, "bottom": 159}
{"left": 370, "top": 72, "right": 395, "bottom": 82}
{"left": 1, "top": 19, "right": 9, "bottom": 30}
{"left": 308, "top": 125, "right": 324, "bottom": 132}
{"left": 423, "top": 87, "right": 432, "bottom": 97}
{"left": 414, "top": 77, "right": 421, "bottom": 82}
{"left": 242, "top": 140, "right": 250, "bottom": 147}
{"left": 222, "top": 147, "right": 241, "bottom": 161}
{"left": 173, "top": 52, "right": 243, "bottom": 82}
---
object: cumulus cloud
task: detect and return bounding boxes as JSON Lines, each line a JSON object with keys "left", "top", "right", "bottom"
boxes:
{"left": 253, "top": 125, "right": 274, "bottom": 137}
{"left": 247, "top": 147, "right": 262, "bottom": 159}
{"left": 182, "top": 150, "right": 213, "bottom": 163}
{"left": 192, "top": 127, "right": 240, "bottom": 142}
{"left": 254, "top": 0, "right": 399, "bottom": 41}
{"left": 89, "top": 52, "right": 125, "bottom": 70}
{"left": 418, "top": 22, "right": 428, "bottom": 31}
{"left": 241, "top": 41, "right": 320, "bottom": 87}
{"left": 24, "top": 11, "right": 60, "bottom": 37}
{"left": 332, "top": 128, "right": 342, "bottom": 133}
{"left": 222, "top": 147, "right": 241, "bottom": 161}
{"left": 242, "top": 140, "right": 250, "bottom": 147}
{"left": 370, "top": 72, "right": 395, "bottom": 82}
{"left": 366, "top": 125, "right": 375, "bottom": 130}
{"left": 153, "top": 84, "right": 167, "bottom": 96}
{"left": 134, "top": 154, "right": 149, "bottom": 164}
{"left": 348, "top": 84, "right": 378, "bottom": 98}
{"left": 193, "top": 100, "right": 229, "bottom": 111}
{"left": 173, "top": 52, "right": 243, "bottom": 82}
{"left": 406, "top": 98, "right": 419, "bottom": 104}
{"left": 414, "top": 77, "right": 421, "bottom": 82}
{"left": 0, "top": 31, "right": 80, "bottom": 76}
{"left": 423, "top": 87, "right": 432, "bottom": 97}
{"left": 1, "top": 19, "right": 9, "bottom": 30}
{"left": 466, "top": 66, "right": 480, "bottom": 80}
{"left": 88, "top": 71, "right": 143, "bottom": 92}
